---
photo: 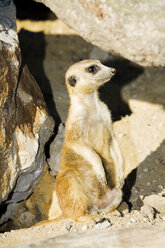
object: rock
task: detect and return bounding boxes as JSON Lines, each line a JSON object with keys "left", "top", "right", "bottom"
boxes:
{"left": 113, "top": 67, "right": 165, "bottom": 208}
{"left": 95, "top": 219, "right": 111, "bottom": 229}
{"left": 0, "top": 1, "right": 54, "bottom": 225}
{"left": 140, "top": 205, "right": 155, "bottom": 221}
{"left": 35, "top": 0, "right": 165, "bottom": 67}
{"left": 48, "top": 123, "right": 65, "bottom": 176}
{"left": 143, "top": 195, "right": 165, "bottom": 214}
{"left": 12, "top": 225, "right": 165, "bottom": 248}
{"left": 113, "top": 67, "right": 165, "bottom": 196}
{"left": 128, "top": 187, "right": 143, "bottom": 210}
{"left": 89, "top": 47, "right": 111, "bottom": 63}
{"left": 122, "top": 68, "right": 165, "bottom": 113}
{"left": 117, "top": 201, "right": 129, "bottom": 215}
{"left": 109, "top": 210, "right": 121, "bottom": 218}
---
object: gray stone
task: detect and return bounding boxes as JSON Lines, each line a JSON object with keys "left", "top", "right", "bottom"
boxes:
{"left": 95, "top": 219, "right": 111, "bottom": 229}
{"left": 48, "top": 123, "right": 65, "bottom": 176}
{"left": 35, "top": 0, "right": 165, "bottom": 66}
{"left": 118, "top": 201, "right": 129, "bottom": 215}
{"left": 14, "top": 225, "right": 165, "bottom": 248}
{"left": 143, "top": 195, "right": 165, "bottom": 214}
{"left": 141, "top": 205, "right": 155, "bottom": 221}
{"left": 0, "top": 0, "right": 54, "bottom": 225}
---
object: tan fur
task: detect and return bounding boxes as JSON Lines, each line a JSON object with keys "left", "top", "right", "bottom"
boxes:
{"left": 54, "top": 60, "right": 124, "bottom": 223}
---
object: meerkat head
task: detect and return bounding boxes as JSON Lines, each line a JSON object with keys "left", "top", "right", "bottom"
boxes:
{"left": 65, "top": 60, "right": 116, "bottom": 95}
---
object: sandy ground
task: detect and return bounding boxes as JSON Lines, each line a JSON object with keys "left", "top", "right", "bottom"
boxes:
{"left": 0, "top": 12, "right": 165, "bottom": 248}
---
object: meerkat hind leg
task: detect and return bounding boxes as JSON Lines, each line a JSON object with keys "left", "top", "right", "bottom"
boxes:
{"left": 56, "top": 169, "right": 112, "bottom": 225}
{"left": 98, "top": 187, "right": 122, "bottom": 213}
{"left": 76, "top": 214, "right": 110, "bottom": 225}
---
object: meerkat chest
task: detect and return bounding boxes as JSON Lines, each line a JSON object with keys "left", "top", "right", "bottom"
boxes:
{"left": 87, "top": 101, "right": 111, "bottom": 127}
{"left": 85, "top": 103, "right": 112, "bottom": 149}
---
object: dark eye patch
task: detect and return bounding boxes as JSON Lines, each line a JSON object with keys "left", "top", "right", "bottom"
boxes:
{"left": 86, "top": 64, "right": 100, "bottom": 74}
{"left": 68, "top": 76, "right": 77, "bottom": 87}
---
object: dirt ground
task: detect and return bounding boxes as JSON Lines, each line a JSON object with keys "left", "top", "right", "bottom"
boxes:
{"left": 0, "top": 6, "right": 165, "bottom": 247}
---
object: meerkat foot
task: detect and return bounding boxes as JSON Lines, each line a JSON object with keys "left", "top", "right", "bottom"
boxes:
{"left": 98, "top": 187, "right": 122, "bottom": 212}
{"left": 97, "top": 164, "right": 107, "bottom": 185}
{"left": 99, "top": 173, "right": 107, "bottom": 186}
{"left": 34, "top": 219, "right": 54, "bottom": 227}
{"left": 76, "top": 214, "right": 111, "bottom": 227}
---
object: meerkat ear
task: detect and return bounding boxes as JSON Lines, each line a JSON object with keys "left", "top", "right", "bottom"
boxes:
{"left": 68, "top": 76, "right": 77, "bottom": 87}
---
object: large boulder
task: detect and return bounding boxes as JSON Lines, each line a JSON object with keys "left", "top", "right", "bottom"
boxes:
{"left": 0, "top": 1, "right": 54, "bottom": 225}
{"left": 35, "top": 0, "right": 165, "bottom": 67}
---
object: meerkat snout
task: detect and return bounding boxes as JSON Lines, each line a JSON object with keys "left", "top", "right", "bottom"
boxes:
{"left": 111, "top": 68, "right": 116, "bottom": 75}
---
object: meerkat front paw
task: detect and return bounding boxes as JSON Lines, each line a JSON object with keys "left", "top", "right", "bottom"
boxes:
{"left": 77, "top": 215, "right": 111, "bottom": 229}
{"left": 97, "top": 166, "right": 107, "bottom": 186}
{"left": 99, "top": 174, "right": 107, "bottom": 186}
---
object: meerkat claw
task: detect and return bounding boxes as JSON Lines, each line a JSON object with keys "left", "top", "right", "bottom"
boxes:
{"left": 99, "top": 175, "right": 107, "bottom": 186}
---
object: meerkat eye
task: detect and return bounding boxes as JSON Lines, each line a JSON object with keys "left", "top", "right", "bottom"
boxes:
{"left": 87, "top": 64, "right": 100, "bottom": 74}
{"left": 68, "top": 76, "right": 77, "bottom": 87}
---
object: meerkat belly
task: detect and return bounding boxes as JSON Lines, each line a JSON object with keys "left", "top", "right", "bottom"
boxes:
{"left": 86, "top": 120, "right": 118, "bottom": 188}
{"left": 86, "top": 120, "right": 111, "bottom": 154}
{"left": 61, "top": 147, "right": 104, "bottom": 204}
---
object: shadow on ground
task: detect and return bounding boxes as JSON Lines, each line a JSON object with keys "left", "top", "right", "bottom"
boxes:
{"left": 18, "top": 30, "right": 144, "bottom": 123}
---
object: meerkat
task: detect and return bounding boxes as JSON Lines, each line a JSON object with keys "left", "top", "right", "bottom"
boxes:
{"left": 55, "top": 60, "right": 124, "bottom": 223}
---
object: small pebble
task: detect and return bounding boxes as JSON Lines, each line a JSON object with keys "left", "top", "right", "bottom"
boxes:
{"left": 143, "top": 168, "right": 149, "bottom": 172}
{"left": 158, "top": 185, "right": 164, "bottom": 189}
{"left": 95, "top": 220, "right": 111, "bottom": 229}
{"left": 143, "top": 217, "right": 147, "bottom": 223}
{"left": 141, "top": 205, "right": 155, "bottom": 221}
{"left": 111, "top": 210, "right": 121, "bottom": 217}
{"left": 152, "top": 115, "right": 157, "bottom": 119}
{"left": 147, "top": 182, "right": 151, "bottom": 186}
{"left": 1, "top": 234, "right": 6, "bottom": 239}
{"left": 144, "top": 195, "right": 165, "bottom": 214}
{"left": 130, "top": 218, "right": 135, "bottom": 223}
{"left": 118, "top": 201, "right": 129, "bottom": 215}
{"left": 82, "top": 225, "right": 88, "bottom": 231}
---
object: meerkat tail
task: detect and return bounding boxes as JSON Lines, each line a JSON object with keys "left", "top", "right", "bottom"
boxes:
{"left": 56, "top": 168, "right": 90, "bottom": 220}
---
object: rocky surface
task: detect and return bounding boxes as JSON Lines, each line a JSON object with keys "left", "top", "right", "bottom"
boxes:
{"left": 14, "top": 225, "right": 165, "bottom": 248}
{"left": 0, "top": 5, "right": 164, "bottom": 247}
{"left": 35, "top": 0, "right": 165, "bottom": 67}
{"left": 0, "top": 220, "right": 165, "bottom": 248}
{"left": 0, "top": 1, "right": 54, "bottom": 225}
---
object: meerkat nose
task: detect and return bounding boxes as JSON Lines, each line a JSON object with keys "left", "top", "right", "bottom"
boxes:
{"left": 111, "top": 68, "right": 116, "bottom": 75}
